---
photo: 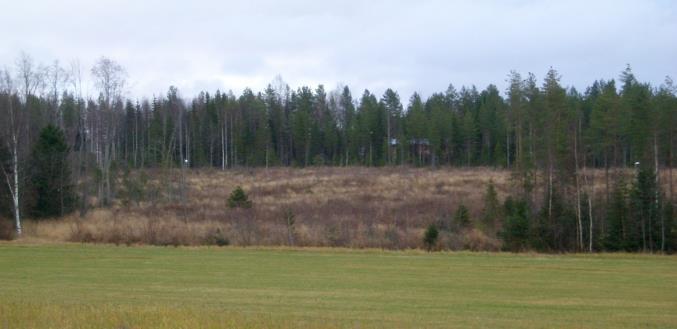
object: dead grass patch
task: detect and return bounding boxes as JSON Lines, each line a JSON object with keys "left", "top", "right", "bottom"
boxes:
{"left": 15, "top": 166, "right": 676, "bottom": 250}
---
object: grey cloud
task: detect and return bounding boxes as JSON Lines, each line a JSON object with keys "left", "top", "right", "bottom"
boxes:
{"left": 0, "top": 0, "right": 675, "bottom": 100}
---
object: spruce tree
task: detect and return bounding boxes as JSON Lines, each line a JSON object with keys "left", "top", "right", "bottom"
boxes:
{"left": 501, "top": 197, "right": 530, "bottom": 252}
{"left": 228, "top": 186, "right": 252, "bottom": 209}
{"left": 454, "top": 204, "right": 471, "bottom": 228}
{"left": 30, "top": 125, "right": 76, "bottom": 218}
{"left": 423, "top": 224, "right": 439, "bottom": 251}
{"left": 630, "top": 168, "right": 660, "bottom": 252}
{"left": 481, "top": 181, "right": 501, "bottom": 232}
{"left": 604, "top": 182, "right": 629, "bottom": 251}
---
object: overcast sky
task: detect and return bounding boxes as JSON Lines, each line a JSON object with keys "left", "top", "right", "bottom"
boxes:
{"left": 1, "top": 0, "right": 676, "bottom": 101}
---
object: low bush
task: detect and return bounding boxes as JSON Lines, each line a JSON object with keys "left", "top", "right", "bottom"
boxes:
{"left": 463, "top": 228, "right": 501, "bottom": 251}
{"left": 0, "top": 218, "right": 15, "bottom": 240}
{"left": 205, "top": 227, "right": 230, "bottom": 246}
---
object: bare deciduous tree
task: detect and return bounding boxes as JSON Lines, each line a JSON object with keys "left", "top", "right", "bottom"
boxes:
{"left": 91, "top": 57, "right": 127, "bottom": 206}
{"left": 91, "top": 57, "right": 126, "bottom": 106}
{"left": 16, "top": 52, "right": 44, "bottom": 101}
{"left": 44, "top": 60, "right": 69, "bottom": 128}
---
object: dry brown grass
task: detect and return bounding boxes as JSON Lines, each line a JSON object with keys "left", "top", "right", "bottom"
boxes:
{"left": 16, "top": 166, "right": 677, "bottom": 250}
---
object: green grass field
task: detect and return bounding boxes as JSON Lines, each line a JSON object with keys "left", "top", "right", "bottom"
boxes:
{"left": 1, "top": 244, "right": 676, "bottom": 328}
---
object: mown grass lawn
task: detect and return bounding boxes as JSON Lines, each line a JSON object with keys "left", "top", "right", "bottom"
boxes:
{"left": 1, "top": 243, "right": 676, "bottom": 328}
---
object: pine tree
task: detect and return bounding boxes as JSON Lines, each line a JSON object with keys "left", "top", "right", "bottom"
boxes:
{"left": 459, "top": 87, "right": 480, "bottom": 166}
{"left": 405, "top": 93, "right": 427, "bottom": 165}
{"left": 338, "top": 86, "right": 355, "bottom": 165}
{"left": 426, "top": 93, "right": 454, "bottom": 166}
{"left": 621, "top": 66, "right": 653, "bottom": 166}
{"left": 381, "top": 89, "right": 403, "bottom": 165}
{"left": 478, "top": 85, "right": 503, "bottom": 165}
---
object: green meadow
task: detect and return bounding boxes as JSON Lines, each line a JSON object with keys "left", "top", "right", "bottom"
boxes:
{"left": 1, "top": 244, "right": 676, "bottom": 328}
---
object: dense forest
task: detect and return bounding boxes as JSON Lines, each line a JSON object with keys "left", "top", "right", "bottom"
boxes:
{"left": 1, "top": 53, "right": 675, "bottom": 252}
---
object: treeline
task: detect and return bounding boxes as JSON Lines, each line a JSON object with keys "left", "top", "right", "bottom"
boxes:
{"left": 0, "top": 53, "right": 675, "bottom": 252}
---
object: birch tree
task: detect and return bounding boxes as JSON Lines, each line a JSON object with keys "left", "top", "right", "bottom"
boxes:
{"left": 0, "top": 68, "right": 25, "bottom": 234}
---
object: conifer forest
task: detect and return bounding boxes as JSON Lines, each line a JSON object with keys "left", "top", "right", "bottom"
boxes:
{"left": 1, "top": 54, "right": 675, "bottom": 253}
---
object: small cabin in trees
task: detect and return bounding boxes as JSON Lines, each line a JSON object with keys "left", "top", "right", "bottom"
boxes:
{"left": 409, "top": 138, "right": 431, "bottom": 162}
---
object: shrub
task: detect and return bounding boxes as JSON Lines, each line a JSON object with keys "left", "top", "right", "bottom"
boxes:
{"left": 464, "top": 228, "right": 501, "bottom": 251}
{"left": 227, "top": 186, "right": 252, "bottom": 209}
{"left": 69, "top": 220, "right": 94, "bottom": 243}
{"left": 384, "top": 226, "right": 401, "bottom": 249}
{"left": 283, "top": 208, "right": 296, "bottom": 246}
{"left": 423, "top": 224, "right": 439, "bottom": 251}
{"left": 0, "top": 218, "right": 15, "bottom": 240}
{"left": 205, "top": 227, "right": 230, "bottom": 246}
{"left": 312, "top": 154, "right": 326, "bottom": 166}
{"left": 435, "top": 214, "right": 453, "bottom": 232}
{"left": 120, "top": 168, "right": 147, "bottom": 207}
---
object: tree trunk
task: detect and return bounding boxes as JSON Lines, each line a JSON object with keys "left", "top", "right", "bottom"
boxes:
{"left": 605, "top": 153, "right": 610, "bottom": 206}
{"left": 506, "top": 129, "right": 510, "bottom": 168}
{"left": 548, "top": 160, "right": 553, "bottom": 223}
{"left": 587, "top": 184, "right": 593, "bottom": 252}
{"left": 655, "top": 133, "right": 662, "bottom": 252}
{"left": 574, "top": 129, "right": 583, "bottom": 251}
{"left": 583, "top": 167, "right": 594, "bottom": 252}
{"left": 670, "top": 132, "right": 674, "bottom": 203}
{"left": 12, "top": 144, "right": 21, "bottom": 235}
{"left": 641, "top": 202, "right": 646, "bottom": 252}
{"left": 134, "top": 108, "right": 138, "bottom": 167}
{"left": 386, "top": 111, "right": 391, "bottom": 165}
{"left": 221, "top": 120, "right": 225, "bottom": 170}
{"left": 178, "top": 107, "right": 184, "bottom": 166}
{"left": 185, "top": 120, "right": 190, "bottom": 167}
{"left": 225, "top": 114, "right": 229, "bottom": 168}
